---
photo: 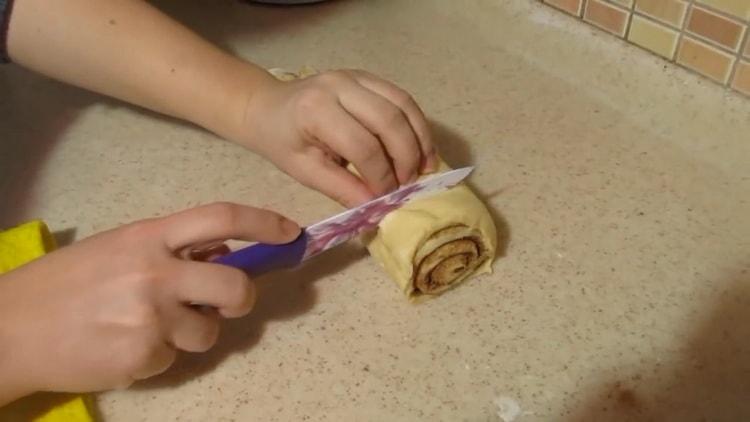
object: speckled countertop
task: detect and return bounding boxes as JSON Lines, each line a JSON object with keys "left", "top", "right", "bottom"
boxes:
{"left": 2, "top": 0, "right": 750, "bottom": 421}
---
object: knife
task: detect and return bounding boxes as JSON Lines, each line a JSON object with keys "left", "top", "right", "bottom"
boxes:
{"left": 213, "top": 167, "right": 473, "bottom": 277}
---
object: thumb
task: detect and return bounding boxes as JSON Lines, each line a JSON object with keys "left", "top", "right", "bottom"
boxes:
{"left": 158, "top": 202, "right": 300, "bottom": 252}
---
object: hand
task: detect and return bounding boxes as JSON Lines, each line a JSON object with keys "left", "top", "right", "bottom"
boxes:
{"left": 7, "top": 0, "right": 437, "bottom": 206}
{"left": 0, "top": 203, "right": 299, "bottom": 403}
{"left": 236, "top": 69, "right": 439, "bottom": 207}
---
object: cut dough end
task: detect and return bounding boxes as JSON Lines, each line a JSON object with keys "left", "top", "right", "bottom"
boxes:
{"left": 413, "top": 225, "right": 489, "bottom": 296}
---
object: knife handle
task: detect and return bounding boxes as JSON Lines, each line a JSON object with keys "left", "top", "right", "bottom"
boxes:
{"left": 212, "top": 230, "right": 308, "bottom": 277}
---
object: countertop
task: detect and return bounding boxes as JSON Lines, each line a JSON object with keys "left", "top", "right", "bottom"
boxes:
{"left": 2, "top": 0, "right": 750, "bottom": 420}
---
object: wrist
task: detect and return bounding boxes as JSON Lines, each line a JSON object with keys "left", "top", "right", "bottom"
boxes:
{"left": 193, "top": 57, "right": 279, "bottom": 149}
{"left": 0, "top": 281, "right": 37, "bottom": 405}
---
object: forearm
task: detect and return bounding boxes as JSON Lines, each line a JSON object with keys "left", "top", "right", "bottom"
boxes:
{"left": 0, "top": 360, "right": 32, "bottom": 407}
{"left": 0, "top": 277, "right": 35, "bottom": 406}
{"left": 0, "top": 348, "right": 30, "bottom": 406}
{"left": 6, "top": 0, "right": 274, "bottom": 137}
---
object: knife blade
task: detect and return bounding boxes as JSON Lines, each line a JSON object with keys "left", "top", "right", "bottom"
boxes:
{"left": 213, "top": 166, "right": 473, "bottom": 276}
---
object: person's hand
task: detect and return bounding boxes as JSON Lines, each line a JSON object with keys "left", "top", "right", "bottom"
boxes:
{"left": 0, "top": 203, "right": 299, "bottom": 403}
{"left": 235, "top": 69, "right": 439, "bottom": 207}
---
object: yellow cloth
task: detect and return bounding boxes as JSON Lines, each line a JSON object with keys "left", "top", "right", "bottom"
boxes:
{"left": 0, "top": 221, "right": 95, "bottom": 422}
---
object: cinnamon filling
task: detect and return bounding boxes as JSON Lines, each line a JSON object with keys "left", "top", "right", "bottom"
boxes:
{"left": 414, "top": 236, "right": 486, "bottom": 295}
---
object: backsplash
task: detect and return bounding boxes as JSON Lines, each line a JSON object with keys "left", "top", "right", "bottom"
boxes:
{"left": 542, "top": 0, "right": 750, "bottom": 96}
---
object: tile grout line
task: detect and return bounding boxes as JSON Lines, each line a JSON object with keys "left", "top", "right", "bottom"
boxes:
{"left": 633, "top": 3, "right": 688, "bottom": 31}
{"left": 583, "top": 0, "right": 590, "bottom": 22}
{"left": 737, "top": 9, "right": 750, "bottom": 62}
{"left": 623, "top": 0, "right": 634, "bottom": 40}
{"left": 589, "top": 1, "right": 681, "bottom": 61}
{"left": 585, "top": 0, "right": 631, "bottom": 37}
{"left": 741, "top": 27, "right": 750, "bottom": 62}
{"left": 690, "top": 3, "right": 747, "bottom": 26}
{"left": 671, "top": 4, "right": 742, "bottom": 57}
{"left": 690, "top": 0, "right": 749, "bottom": 26}
{"left": 627, "top": 1, "right": 684, "bottom": 60}
{"left": 681, "top": 25, "right": 746, "bottom": 56}
{"left": 603, "top": 0, "right": 632, "bottom": 15}
{"left": 673, "top": 1, "right": 691, "bottom": 63}
{"left": 541, "top": 0, "right": 748, "bottom": 95}
{"left": 631, "top": 11, "right": 685, "bottom": 36}
{"left": 671, "top": 1, "right": 739, "bottom": 88}
{"left": 539, "top": 0, "right": 584, "bottom": 20}
{"left": 684, "top": 5, "right": 748, "bottom": 53}
{"left": 728, "top": 21, "right": 750, "bottom": 88}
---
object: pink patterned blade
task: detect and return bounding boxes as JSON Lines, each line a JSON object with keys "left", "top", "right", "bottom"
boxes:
{"left": 303, "top": 167, "right": 473, "bottom": 260}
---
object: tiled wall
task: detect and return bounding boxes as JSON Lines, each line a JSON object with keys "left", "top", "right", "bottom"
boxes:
{"left": 542, "top": 0, "right": 750, "bottom": 96}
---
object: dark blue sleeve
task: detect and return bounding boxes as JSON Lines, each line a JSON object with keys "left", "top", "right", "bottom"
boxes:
{"left": 1, "top": 0, "right": 16, "bottom": 63}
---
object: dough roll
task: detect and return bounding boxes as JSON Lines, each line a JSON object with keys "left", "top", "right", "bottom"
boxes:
{"left": 363, "top": 165, "right": 497, "bottom": 300}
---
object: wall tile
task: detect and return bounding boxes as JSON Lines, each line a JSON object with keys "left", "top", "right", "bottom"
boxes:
{"left": 677, "top": 36, "right": 736, "bottom": 83}
{"left": 628, "top": 15, "right": 680, "bottom": 59}
{"left": 608, "top": 0, "right": 634, "bottom": 8}
{"left": 584, "top": 0, "right": 631, "bottom": 37}
{"left": 695, "top": 0, "right": 750, "bottom": 20}
{"left": 540, "top": 0, "right": 750, "bottom": 96}
{"left": 686, "top": 6, "right": 746, "bottom": 52}
{"left": 732, "top": 61, "right": 750, "bottom": 95}
{"left": 545, "top": 0, "right": 585, "bottom": 17}
{"left": 634, "top": 0, "right": 688, "bottom": 28}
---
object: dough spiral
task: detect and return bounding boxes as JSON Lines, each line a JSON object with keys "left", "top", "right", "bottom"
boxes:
{"left": 364, "top": 168, "right": 497, "bottom": 300}
{"left": 412, "top": 225, "right": 489, "bottom": 295}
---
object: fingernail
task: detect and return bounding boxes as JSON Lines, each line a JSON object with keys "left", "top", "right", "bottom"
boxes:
{"left": 421, "top": 159, "right": 437, "bottom": 174}
{"left": 188, "top": 243, "right": 231, "bottom": 261}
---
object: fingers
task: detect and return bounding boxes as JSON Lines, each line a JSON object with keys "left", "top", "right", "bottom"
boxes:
{"left": 345, "top": 70, "right": 439, "bottom": 173}
{"left": 129, "top": 340, "right": 177, "bottom": 382}
{"left": 169, "top": 260, "right": 255, "bottom": 318}
{"left": 299, "top": 70, "right": 437, "bottom": 205}
{"left": 306, "top": 99, "right": 398, "bottom": 196}
{"left": 287, "top": 149, "right": 374, "bottom": 207}
{"left": 158, "top": 202, "right": 301, "bottom": 252}
{"left": 337, "top": 81, "right": 422, "bottom": 184}
{"left": 164, "top": 304, "right": 221, "bottom": 353}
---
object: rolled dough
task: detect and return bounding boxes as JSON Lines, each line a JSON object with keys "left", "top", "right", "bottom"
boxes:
{"left": 268, "top": 67, "right": 498, "bottom": 300}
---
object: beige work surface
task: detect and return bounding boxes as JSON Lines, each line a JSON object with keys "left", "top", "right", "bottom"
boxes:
{"left": 1, "top": 0, "right": 749, "bottom": 420}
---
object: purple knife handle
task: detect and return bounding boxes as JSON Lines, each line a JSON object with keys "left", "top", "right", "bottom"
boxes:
{"left": 213, "top": 230, "right": 308, "bottom": 277}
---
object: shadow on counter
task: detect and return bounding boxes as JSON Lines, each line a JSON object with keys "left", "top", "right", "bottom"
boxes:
{"left": 149, "top": 0, "right": 347, "bottom": 54}
{"left": 138, "top": 120, "right": 511, "bottom": 388}
{"left": 141, "top": 3, "right": 361, "bottom": 387}
{"left": 0, "top": 0, "right": 346, "bottom": 229}
{"left": 432, "top": 120, "right": 511, "bottom": 259}
{"left": 567, "top": 269, "right": 750, "bottom": 421}
{"left": 0, "top": 67, "right": 97, "bottom": 228}
{"left": 136, "top": 243, "right": 365, "bottom": 389}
